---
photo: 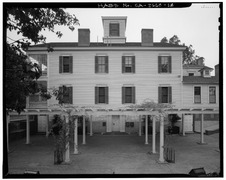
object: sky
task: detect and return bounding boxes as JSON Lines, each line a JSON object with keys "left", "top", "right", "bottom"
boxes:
{"left": 6, "top": 3, "right": 221, "bottom": 74}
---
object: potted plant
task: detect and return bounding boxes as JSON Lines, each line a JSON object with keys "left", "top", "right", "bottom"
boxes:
{"left": 168, "top": 114, "right": 181, "bottom": 134}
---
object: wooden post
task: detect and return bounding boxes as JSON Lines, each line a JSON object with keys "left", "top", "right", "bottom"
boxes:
{"left": 82, "top": 115, "right": 86, "bottom": 145}
{"left": 46, "top": 115, "right": 49, "bottom": 137}
{"left": 182, "top": 114, "right": 185, "bottom": 136}
{"left": 7, "top": 114, "right": 10, "bottom": 152}
{"left": 139, "top": 115, "right": 142, "bottom": 136}
{"left": 64, "top": 115, "right": 70, "bottom": 163}
{"left": 152, "top": 116, "right": 156, "bottom": 154}
{"left": 90, "top": 115, "right": 93, "bottom": 136}
{"left": 159, "top": 115, "right": 165, "bottom": 163}
{"left": 73, "top": 117, "right": 79, "bottom": 154}
{"left": 145, "top": 115, "right": 148, "bottom": 145}
{"left": 26, "top": 115, "right": 30, "bottom": 144}
{"left": 198, "top": 114, "right": 207, "bottom": 145}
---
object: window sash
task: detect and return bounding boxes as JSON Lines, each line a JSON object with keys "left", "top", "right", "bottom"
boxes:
{"left": 29, "top": 54, "right": 47, "bottom": 76}
{"left": 109, "top": 23, "right": 119, "bottom": 36}
{"left": 63, "top": 57, "right": 70, "bottom": 73}
{"left": 161, "top": 87, "right": 169, "bottom": 103}
{"left": 194, "top": 87, "right": 201, "bottom": 103}
{"left": 209, "top": 87, "right": 216, "bottom": 103}
{"left": 125, "top": 87, "right": 132, "bottom": 103}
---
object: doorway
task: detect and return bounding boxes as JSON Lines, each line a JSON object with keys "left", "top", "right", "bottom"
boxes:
{"left": 112, "top": 115, "right": 120, "bottom": 132}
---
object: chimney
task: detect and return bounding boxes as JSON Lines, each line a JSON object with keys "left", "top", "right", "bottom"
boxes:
{"left": 215, "top": 64, "right": 219, "bottom": 78}
{"left": 141, "top": 29, "right": 153, "bottom": 46}
{"left": 78, "top": 29, "right": 90, "bottom": 46}
{"left": 196, "top": 58, "right": 204, "bottom": 66}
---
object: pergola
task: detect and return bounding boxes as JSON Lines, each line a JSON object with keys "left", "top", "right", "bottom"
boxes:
{"left": 7, "top": 107, "right": 219, "bottom": 163}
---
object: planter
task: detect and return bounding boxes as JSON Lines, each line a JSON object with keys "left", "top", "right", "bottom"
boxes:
{"left": 54, "top": 150, "right": 64, "bottom": 164}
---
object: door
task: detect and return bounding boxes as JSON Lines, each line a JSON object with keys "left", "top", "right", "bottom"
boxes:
{"left": 38, "top": 115, "right": 47, "bottom": 132}
{"left": 112, "top": 115, "right": 120, "bottom": 132}
{"left": 184, "top": 114, "right": 193, "bottom": 132}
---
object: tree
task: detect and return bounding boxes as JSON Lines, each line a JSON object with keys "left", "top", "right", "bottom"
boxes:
{"left": 160, "top": 35, "right": 205, "bottom": 65}
{"left": 5, "top": 7, "right": 79, "bottom": 113}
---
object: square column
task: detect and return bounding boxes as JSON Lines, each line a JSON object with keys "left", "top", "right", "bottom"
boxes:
{"left": 152, "top": 116, "right": 156, "bottom": 154}
{"left": 158, "top": 115, "right": 165, "bottom": 163}
{"left": 90, "top": 115, "right": 93, "bottom": 136}
{"left": 145, "top": 115, "right": 148, "bottom": 145}
{"left": 73, "top": 117, "right": 79, "bottom": 154}
{"left": 182, "top": 114, "right": 185, "bottom": 136}
{"left": 7, "top": 114, "right": 10, "bottom": 152}
{"left": 26, "top": 115, "right": 30, "bottom": 144}
{"left": 139, "top": 115, "right": 142, "bottom": 136}
{"left": 46, "top": 115, "right": 49, "bottom": 137}
{"left": 198, "top": 114, "right": 207, "bottom": 145}
{"left": 82, "top": 116, "right": 86, "bottom": 145}
{"left": 64, "top": 115, "right": 70, "bottom": 163}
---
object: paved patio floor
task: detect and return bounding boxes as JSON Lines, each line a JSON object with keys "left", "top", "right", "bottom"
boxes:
{"left": 6, "top": 132, "right": 221, "bottom": 177}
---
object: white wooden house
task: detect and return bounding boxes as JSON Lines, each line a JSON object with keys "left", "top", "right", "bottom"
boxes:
{"left": 24, "top": 16, "right": 218, "bottom": 135}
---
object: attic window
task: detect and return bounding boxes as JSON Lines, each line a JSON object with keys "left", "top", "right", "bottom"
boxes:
{"left": 109, "top": 23, "right": 119, "bottom": 36}
{"left": 205, "top": 70, "right": 210, "bottom": 75}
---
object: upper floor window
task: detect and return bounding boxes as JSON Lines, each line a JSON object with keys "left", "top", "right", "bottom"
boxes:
{"left": 28, "top": 54, "right": 47, "bottom": 76}
{"left": 109, "top": 23, "right": 119, "bottom": 36}
{"left": 194, "top": 86, "right": 201, "bottom": 104}
{"left": 59, "top": 56, "right": 73, "bottom": 73}
{"left": 29, "top": 81, "right": 47, "bottom": 102}
{"left": 122, "top": 86, "right": 135, "bottom": 104}
{"left": 158, "top": 86, "right": 172, "bottom": 103}
{"left": 205, "top": 70, "right": 210, "bottom": 76}
{"left": 122, "top": 56, "right": 135, "bottom": 73}
{"left": 58, "top": 86, "right": 73, "bottom": 104}
{"left": 95, "top": 86, "right": 108, "bottom": 104}
{"left": 189, "top": 73, "right": 194, "bottom": 76}
{"left": 209, "top": 86, "right": 216, "bottom": 104}
{"left": 95, "top": 56, "right": 108, "bottom": 73}
{"left": 158, "top": 56, "right": 172, "bottom": 73}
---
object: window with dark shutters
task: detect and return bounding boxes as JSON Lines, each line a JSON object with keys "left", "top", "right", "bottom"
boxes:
{"left": 122, "top": 86, "right": 135, "bottom": 104}
{"left": 158, "top": 86, "right": 172, "bottom": 103}
{"left": 95, "top": 86, "right": 108, "bottom": 104}
{"left": 158, "top": 56, "right": 172, "bottom": 73}
{"left": 59, "top": 86, "right": 73, "bottom": 104}
{"left": 95, "top": 56, "right": 108, "bottom": 73}
{"left": 122, "top": 56, "right": 135, "bottom": 73}
{"left": 59, "top": 56, "right": 73, "bottom": 73}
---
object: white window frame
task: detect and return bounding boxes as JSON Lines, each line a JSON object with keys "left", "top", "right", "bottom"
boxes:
{"left": 208, "top": 85, "right": 217, "bottom": 104}
{"left": 193, "top": 85, "right": 202, "bottom": 104}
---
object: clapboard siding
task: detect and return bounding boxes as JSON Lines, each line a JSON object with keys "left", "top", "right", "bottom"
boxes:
{"left": 47, "top": 50, "right": 183, "bottom": 108}
{"left": 182, "top": 84, "right": 219, "bottom": 108}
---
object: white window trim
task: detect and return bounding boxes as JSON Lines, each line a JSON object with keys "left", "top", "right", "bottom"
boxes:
{"left": 208, "top": 85, "right": 217, "bottom": 104}
{"left": 193, "top": 85, "right": 202, "bottom": 104}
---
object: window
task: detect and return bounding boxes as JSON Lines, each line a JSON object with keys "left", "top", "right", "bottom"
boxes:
{"left": 109, "top": 23, "right": 119, "bottom": 36}
{"left": 59, "top": 86, "right": 73, "bottom": 104}
{"left": 158, "top": 87, "right": 172, "bottom": 103}
{"left": 29, "top": 81, "right": 47, "bottom": 102}
{"left": 59, "top": 56, "right": 73, "bottom": 73}
{"left": 158, "top": 56, "right": 172, "bottom": 73}
{"left": 95, "top": 56, "right": 108, "bottom": 73}
{"left": 189, "top": 73, "right": 194, "bottom": 76}
{"left": 194, "top": 86, "right": 201, "bottom": 103}
{"left": 122, "top": 86, "right": 135, "bottom": 104}
{"left": 122, "top": 56, "right": 135, "bottom": 73}
{"left": 95, "top": 87, "right": 108, "bottom": 104}
{"left": 209, "top": 86, "right": 216, "bottom": 103}
{"left": 205, "top": 70, "right": 210, "bottom": 75}
{"left": 28, "top": 54, "right": 47, "bottom": 76}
